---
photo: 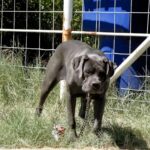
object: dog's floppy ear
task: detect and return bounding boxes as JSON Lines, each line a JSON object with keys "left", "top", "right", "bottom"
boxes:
{"left": 103, "top": 59, "right": 116, "bottom": 77}
{"left": 72, "top": 55, "right": 88, "bottom": 79}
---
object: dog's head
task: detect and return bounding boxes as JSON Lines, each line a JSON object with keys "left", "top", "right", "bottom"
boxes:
{"left": 72, "top": 54, "right": 115, "bottom": 94}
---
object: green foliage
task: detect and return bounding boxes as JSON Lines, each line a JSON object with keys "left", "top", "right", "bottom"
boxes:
{"left": 0, "top": 57, "right": 150, "bottom": 149}
{"left": 1, "top": 0, "right": 63, "bottom": 56}
{"left": 1, "top": 1, "right": 150, "bottom": 148}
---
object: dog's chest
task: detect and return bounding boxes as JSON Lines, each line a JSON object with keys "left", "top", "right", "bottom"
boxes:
{"left": 69, "top": 82, "right": 85, "bottom": 96}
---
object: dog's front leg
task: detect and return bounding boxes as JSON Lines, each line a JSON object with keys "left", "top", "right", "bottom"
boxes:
{"left": 79, "top": 96, "right": 87, "bottom": 119}
{"left": 93, "top": 95, "right": 106, "bottom": 133}
{"left": 66, "top": 92, "right": 77, "bottom": 139}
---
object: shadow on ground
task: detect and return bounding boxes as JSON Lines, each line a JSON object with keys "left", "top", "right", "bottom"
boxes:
{"left": 102, "top": 124, "right": 149, "bottom": 150}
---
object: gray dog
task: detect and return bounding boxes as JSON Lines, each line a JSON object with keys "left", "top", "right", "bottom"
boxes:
{"left": 36, "top": 40, "right": 115, "bottom": 139}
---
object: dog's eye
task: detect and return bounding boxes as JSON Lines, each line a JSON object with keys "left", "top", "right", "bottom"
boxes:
{"left": 98, "top": 72, "right": 106, "bottom": 81}
{"left": 85, "top": 69, "right": 95, "bottom": 75}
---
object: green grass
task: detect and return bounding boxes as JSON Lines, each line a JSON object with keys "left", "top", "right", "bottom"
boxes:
{"left": 0, "top": 56, "right": 150, "bottom": 149}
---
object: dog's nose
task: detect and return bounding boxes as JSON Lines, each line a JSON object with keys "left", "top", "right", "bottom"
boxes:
{"left": 92, "top": 82, "right": 100, "bottom": 89}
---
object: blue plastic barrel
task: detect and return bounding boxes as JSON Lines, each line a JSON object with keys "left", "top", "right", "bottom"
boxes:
{"left": 83, "top": 0, "right": 143, "bottom": 94}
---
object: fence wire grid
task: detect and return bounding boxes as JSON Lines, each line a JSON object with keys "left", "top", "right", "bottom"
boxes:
{"left": 0, "top": 0, "right": 150, "bottom": 101}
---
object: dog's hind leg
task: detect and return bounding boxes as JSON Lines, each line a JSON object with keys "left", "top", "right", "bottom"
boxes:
{"left": 36, "top": 78, "right": 57, "bottom": 116}
{"left": 36, "top": 56, "right": 62, "bottom": 116}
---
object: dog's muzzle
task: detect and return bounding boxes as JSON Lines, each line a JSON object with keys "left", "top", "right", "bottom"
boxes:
{"left": 82, "top": 80, "right": 105, "bottom": 94}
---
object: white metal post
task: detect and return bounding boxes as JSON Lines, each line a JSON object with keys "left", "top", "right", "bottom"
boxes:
{"left": 110, "top": 36, "right": 150, "bottom": 84}
{"left": 60, "top": 0, "right": 73, "bottom": 100}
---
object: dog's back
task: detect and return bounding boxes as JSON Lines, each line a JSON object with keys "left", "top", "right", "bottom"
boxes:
{"left": 55, "top": 40, "right": 104, "bottom": 63}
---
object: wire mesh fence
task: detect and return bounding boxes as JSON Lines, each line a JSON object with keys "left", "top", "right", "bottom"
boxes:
{"left": 0, "top": 0, "right": 63, "bottom": 67}
{"left": 0, "top": 0, "right": 150, "bottom": 99}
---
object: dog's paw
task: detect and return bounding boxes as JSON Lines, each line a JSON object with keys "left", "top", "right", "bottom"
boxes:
{"left": 92, "top": 128, "right": 103, "bottom": 138}
{"left": 92, "top": 125, "right": 102, "bottom": 137}
{"left": 35, "top": 107, "right": 43, "bottom": 117}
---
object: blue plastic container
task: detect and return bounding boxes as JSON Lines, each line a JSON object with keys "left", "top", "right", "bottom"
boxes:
{"left": 83, "top": 0, "right": 143, "bottom": 94}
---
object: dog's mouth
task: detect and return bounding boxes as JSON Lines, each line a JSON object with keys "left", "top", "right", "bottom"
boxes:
{"left": 82, "top": 84, "right": 104, "bottom": 94}
{"left": 82, "top": 77, "right": 107, "bottom": 94}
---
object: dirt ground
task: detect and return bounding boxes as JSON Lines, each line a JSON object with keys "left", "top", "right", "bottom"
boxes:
{"left": 0, "top": 147, "right": 119, "bottom": 150}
